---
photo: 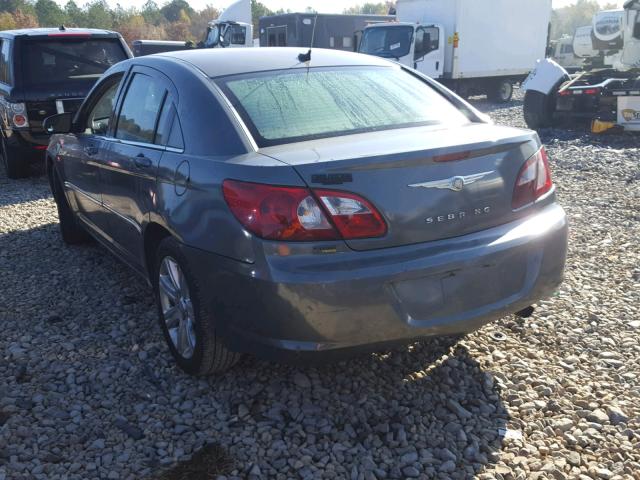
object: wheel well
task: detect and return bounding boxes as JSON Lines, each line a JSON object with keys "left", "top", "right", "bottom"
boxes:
{"left": 144, "top": 223, "right": 172, "bottom": 281}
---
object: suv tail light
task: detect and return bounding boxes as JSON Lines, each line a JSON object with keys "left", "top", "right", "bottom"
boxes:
{"left": 222, "top": 180, "right": 387, "bottom": 241}
{"left": 512, "top": 147, "right": 553, "bottom": 210}
{"left": 8, "top": 102, "right": 28, "bottom": 128}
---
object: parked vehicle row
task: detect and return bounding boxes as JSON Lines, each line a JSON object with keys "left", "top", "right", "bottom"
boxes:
{"left": 41, "top": 48, "right": 568, "bottom": 375}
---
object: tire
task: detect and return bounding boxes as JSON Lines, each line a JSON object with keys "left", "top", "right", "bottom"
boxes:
{"left": 154, "top": 237, "right": 242, "bottom": 376}
{"left": 1, "top": 134, "right": 28, "bottom": 179}
{"left": 523, "top": 90, "right": 556, "bottom": 129}
{"left": 488, "top": 79, "right": 513, "bottom": 103}
{"left": 50, "top": 166, "right": 91, "bottom": 245}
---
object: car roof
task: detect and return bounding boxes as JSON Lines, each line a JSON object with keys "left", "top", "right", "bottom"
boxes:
{"left": 154, "top": 47, "right": 395, "bottom": 78}
{"left": 0, "top": 27, "right": 119, "bottom": 38}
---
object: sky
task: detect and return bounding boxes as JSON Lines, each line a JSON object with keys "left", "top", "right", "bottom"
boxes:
{"left": 53, "top": 0, "right": 627, "bottom": 13}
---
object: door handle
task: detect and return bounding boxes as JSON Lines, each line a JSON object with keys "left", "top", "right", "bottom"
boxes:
{"left": 84, "top": 145, "right": 99, "bottom": 156}
{"left": 134, "top": 153, "right": 153, "bottom": 168}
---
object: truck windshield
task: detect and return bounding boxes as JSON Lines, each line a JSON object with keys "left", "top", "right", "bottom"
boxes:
{"left": 359, "top": 25, "right": 414, "bottom": 59}
{"left": 23, "top": 38, "right": 127, "bottom": 86}
{"left": 215, "top": 66, "right": 469, "bottom": 147}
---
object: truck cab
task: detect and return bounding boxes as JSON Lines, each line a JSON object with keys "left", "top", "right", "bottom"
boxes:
{"left": 358, "top": 23, "right": 444, "bottom": 78}
{"left": 201, "top": 20, "right": 253, "bottom": 48}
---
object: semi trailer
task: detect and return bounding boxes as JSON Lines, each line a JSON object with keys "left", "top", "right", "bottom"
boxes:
{"left": 523, "top": 0, "right": 640, "bottom": 133}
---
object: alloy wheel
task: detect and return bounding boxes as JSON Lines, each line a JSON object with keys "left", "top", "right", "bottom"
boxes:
{"left": 158, "top": 256, "right": 197, "bottom": 359}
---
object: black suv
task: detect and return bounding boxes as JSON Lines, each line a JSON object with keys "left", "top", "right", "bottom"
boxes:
{"left": 0, "top": 27, "right": 131, "bottom": 178}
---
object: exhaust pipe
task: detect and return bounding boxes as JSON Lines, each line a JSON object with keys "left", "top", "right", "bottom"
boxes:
{"left": 515, "top": 306, "right": 535, "bottom": 318}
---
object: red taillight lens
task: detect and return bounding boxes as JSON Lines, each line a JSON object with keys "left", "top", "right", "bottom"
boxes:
{"left": 315, "top": 189, "right": 387, "bottom": 239}
{"left": 512, "top": 147, "right": 553, "bottom": 210}
{"left": 12, "top": 114, "right": 28, "bottom": 128}
{"left": 222, "top": 180, "right": 338, "bottom": 241}
{"left": 222, "top": 180, "right": 387, "bottom": 241}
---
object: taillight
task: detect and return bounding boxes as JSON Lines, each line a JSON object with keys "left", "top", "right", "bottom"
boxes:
{"left": 315, "top": 189, "right": 387, "bottom": 239}
{"left": 512, "top": 147, "right": 553, "bottom": 210}
{"left": 222, "top": 180, "right": 387, "bottom": 241}
{"left": 8, "top": 102, "right": 28, "bottom": 128}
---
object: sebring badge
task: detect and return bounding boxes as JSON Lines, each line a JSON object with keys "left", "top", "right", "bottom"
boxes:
{"left": 408, "top": 171, "right": 494, "bottom": 192}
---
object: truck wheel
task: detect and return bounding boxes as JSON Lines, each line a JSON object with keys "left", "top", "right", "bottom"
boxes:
{"left": 523, "top": 90, "right": 556, "bottom": 129}
{"left": 488, "top": 79, "right": 513, "bottom": 103}
{"left": 155, "top": 237, "right": 242, "bottom": 376}
{"left": 50, "top": 167, "right": 91, "bottom": 245}
{"left": 1, "top": 134, "right": 28, "bottom": 179}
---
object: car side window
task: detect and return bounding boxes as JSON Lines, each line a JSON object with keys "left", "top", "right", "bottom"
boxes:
{"left": 167, "top": 115, "right": 184, "bottom": 150}
{"left": 154, "top": 102, "right": 184, "bottom": 150}
{"left": 116, "top": 73, "right": 167, "bottom": 144}
{"left": 0, "top": 40, "right": 10, "bottom": 85}
{"left": 85, "top": 77, "right": 122, "bottom": 136}
{"left": 415, "top": 27, "right": 439, "bottom": 60}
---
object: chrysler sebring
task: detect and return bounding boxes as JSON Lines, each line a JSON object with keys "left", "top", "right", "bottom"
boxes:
{"left": 44, "top": 48, "right": 568, "bottom": 375}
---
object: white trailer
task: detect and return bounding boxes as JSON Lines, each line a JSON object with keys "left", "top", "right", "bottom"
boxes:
{"left": 358, "top": 0, "right": 552, "bottom": 102}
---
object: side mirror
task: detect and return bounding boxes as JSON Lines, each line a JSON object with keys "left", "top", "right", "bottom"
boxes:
{"left": 43, "top": 112, "right": 73, "bottom": 134}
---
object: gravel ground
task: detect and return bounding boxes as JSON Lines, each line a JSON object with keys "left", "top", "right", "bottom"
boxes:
{"left": 1, "top": 91, "right": 639, "bottom": 480}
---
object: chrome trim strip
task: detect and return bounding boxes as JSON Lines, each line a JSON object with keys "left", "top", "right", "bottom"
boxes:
{"left": 64, "top": 181, "right": 101, "bottom": 206}
{"left": 104, "top": 138, "right": 184, "bottom": 154}
{"left": 209, "top": 81, "right": 259, "bottom": 152}
{"left": 65, "top": 180, "right": 142, "bottom": 234}
{"left": 102, "top": 202, "right": 143, "bottom": 234}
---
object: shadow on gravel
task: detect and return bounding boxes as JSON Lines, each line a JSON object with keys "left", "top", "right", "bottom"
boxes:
{"left": 153, "top": 443, "right": 234, "bottom": 480}
{"left": 157, "top": 337, "right": 511, "bottom": 478}
{"left": 0, "top": 191, "right": 511, "bottom": 479}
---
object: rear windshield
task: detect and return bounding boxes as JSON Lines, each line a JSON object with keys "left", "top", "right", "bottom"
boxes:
{"left": 23, "top": 38, "right": 127, "bottom": 86}
{"left": 216, "top": 66, "right": 469, "bottom": 147}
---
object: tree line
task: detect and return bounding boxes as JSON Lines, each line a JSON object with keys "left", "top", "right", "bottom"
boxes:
{"left": 0, "top": 0, "right": 620, "bottom": 46}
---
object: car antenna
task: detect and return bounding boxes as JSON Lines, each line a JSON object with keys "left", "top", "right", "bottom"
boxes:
{"left": 297, "top": 13, "right": 318, "bottom": 63}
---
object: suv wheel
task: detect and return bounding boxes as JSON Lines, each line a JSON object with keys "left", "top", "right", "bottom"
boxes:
{"left": 155, "top": 237, "right": 242, "bottom": 376}
{"left": 50, "top": 167, "right": 91, "bottom": 244}
{"left": 1, "top": 134, "right": 28, "bottom": 179}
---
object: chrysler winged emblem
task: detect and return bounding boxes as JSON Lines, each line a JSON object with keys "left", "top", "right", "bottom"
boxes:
{"left": 408, "top": 171, "right": 494, "bottom": 192}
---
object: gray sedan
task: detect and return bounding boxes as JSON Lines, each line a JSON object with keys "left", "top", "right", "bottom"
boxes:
{"left": 44, "top": 48, "right": 568, "bottom": 375}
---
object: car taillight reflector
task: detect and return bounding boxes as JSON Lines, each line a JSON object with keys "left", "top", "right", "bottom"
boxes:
{"left": 512, "top": 147, "right": 553, "bottom": 210}
{"left": 222, "top": 180, "right": 387, "bottom": 241}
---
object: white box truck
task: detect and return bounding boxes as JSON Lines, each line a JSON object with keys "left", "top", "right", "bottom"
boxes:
{"left": 358, "top": 0, "right": 552, "bottom": 102}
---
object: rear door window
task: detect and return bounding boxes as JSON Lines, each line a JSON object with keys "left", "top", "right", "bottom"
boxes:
{"left": 115, "top": 73, "right": 167, "bottom": 144}
{"left": 22, "top": 39, "right": 128, "bottom": 86}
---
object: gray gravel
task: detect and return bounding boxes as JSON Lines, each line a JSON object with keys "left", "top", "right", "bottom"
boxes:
{"left": 1, "top": 91, "right": 639, "bottom": 480}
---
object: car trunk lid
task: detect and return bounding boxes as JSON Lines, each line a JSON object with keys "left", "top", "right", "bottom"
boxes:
{"left": 260, "top": 123, "right": 540, "bottom": 251}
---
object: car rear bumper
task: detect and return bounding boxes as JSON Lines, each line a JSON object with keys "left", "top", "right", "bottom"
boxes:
{"left": 184, "top": 203, "right": 568, "bottom": 359}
